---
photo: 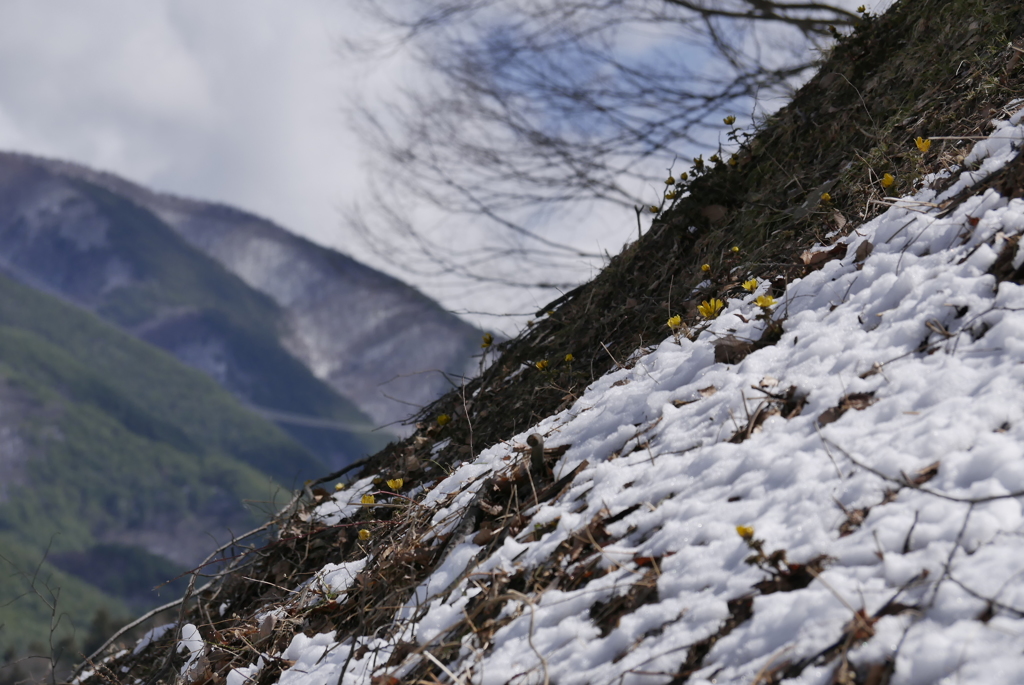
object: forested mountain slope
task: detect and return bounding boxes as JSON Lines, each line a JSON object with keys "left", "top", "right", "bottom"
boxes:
{"left": 0, "top": 111, "right": 483, "bottom": 666}
{"left": 0, "top": 273, "right": 309, "bottom": 656}
{"left": 0, "top": 153, "right": 389, "bottom": 469}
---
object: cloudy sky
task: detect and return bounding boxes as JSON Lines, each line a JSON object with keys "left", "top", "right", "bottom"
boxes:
{"left": 0, "top": 2, "right": 378, "bottom": 256}
{"left": 0, "top": 1, "right": 591, "bottom": 330}
{"left": 0, "top": 1, "right": 617, "bottom": 331}
{"left": 0, "top": 1, "right": 883, "bottom": 332}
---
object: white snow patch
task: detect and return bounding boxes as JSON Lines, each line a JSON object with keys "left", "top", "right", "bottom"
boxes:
{"left": 132, "top": 623, "right": 174, "bottom": 656}
{"left": 225, "top": 657, "right": 265, "bottom": 685}
{"left": 266, "top": 106, "right": 1024, "bottom": 684}
{"left": 316, "top": 558, "right": 368, "bottom": 598}
{"left": 176, "top": 624, "right": 205, "bottom": 678}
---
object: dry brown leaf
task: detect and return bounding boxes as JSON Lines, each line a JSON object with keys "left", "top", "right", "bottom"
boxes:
{"left": 844, "top": 392, "right": 875, "bottom": 410}
{"left": 473, "top": 521, "right": 499, "bottom": 545}
{"left": 258, "top": 613, "right": 277, "bottom": 643}
{"left": 817, "top": 391, "right": 876, "bottom": 425}
{"left": 833, "top": 210, "right": 848, "bottom": 230}
{"left": 855, "top": 240, "right": 874, "bottom": 263}
{"left": 800, "top": 242, "right": 848, "bottom": 270}
{"left": 908, "top": 461, "right": 940, "bottom": 486}
{"left": 714, "top": 335, "right": 761, "bottom": 364}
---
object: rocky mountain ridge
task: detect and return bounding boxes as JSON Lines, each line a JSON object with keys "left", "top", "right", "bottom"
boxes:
{"left": 4, "top": 153, "right": 482, "bottom": 431}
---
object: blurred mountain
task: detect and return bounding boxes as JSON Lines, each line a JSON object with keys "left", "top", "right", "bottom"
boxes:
{"left": 0, "top": 151, "right": 480, "bottom": 656}
{"left": 1, "top": 152, "right": 483, "bottom": 432}
{"left": 0, "top": 271, "right": 306, "bottom": 654}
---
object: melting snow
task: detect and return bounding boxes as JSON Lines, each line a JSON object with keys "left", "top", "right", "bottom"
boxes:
{"left": 177, "top": 623, "right": 206, "bottom": 678}
{"left": 269, "top": 105, "right": 1024, "bottom": 684}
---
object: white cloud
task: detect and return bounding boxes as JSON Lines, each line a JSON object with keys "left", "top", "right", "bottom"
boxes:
{"left": 0, "top": 0, "right": 367, "bottom": 251}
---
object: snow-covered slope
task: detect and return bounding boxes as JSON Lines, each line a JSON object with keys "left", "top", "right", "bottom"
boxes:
{"left": 158, "top": 106, "right": 1024, "bottom": 685}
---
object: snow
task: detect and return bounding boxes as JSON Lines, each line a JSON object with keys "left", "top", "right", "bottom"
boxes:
{"left": 131, "top": 623, "right": 174, "bottom": 656}
{"left": 270, "top": 105, "right": 1024, "bottom": 683}
{"left": 226, "top": 657, "right": 265, "bottom": 685}
{"left": 72, "top": 651, "right": 128, "bottom": 685}
{"left": 177, "top": 624, "right": 205, "bottom": 678}
{"left": 316, "top": 558, "right": 368, "bottom": 598}
{"left": 314, "top": 476, "right": 377, "bottom": 525}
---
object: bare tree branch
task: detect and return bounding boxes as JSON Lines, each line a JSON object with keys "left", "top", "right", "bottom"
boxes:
{"left": 344, "top": 0, "right": 857, "bottom": 297}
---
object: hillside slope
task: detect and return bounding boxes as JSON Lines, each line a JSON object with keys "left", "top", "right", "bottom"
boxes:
{"left": 70, "top": 1, "right": 1024, "bottom": 684}
{"left": 6, "top": 155, "right": 483, "bottom": 430}
{"left": 0, "top": 153, "right": 391, "bottom": 468}
{"left": 0, "top": 275, "right": 305, "bottom": 655}
{"left": 0, "top": 273, "right": 323, "bottom": 485}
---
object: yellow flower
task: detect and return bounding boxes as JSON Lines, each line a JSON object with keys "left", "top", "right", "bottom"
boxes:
{"left": 731, "top": 246, "right": 740, "bottom": 253}
{"left": 821, "top": 192, "right": 832, "bottom": 203}
{"left": 665, "top": 176, "right": 675, "bottom": 185}
{"left": 564, "top": 353, "right": 575, "bottom": 362}
{"left": 755, "top": 295, "right": 777, "bottom": 309}
{"left": 361, "top": 494, "right": 376, "bottom": 506}
{"left": 697, "top": 299, "right": 724, "bottom": 318}
{"left": 334, "top": 482, "right": 346, "bottom": 491}
{"left": 667, "top": 314, "right": 682, "bottom": 330}
{"left": 736, "top": 525, "right": 755, "bottom": 539}
{"left": 481, "top": 333, "right": 493, "bottom": 348}
{"left": 709, "top": 154, "right": 721, "bottom": 164}
{"left": 881, "top": 173, "right": 895, "bottom": 188}
{"left": 857, "top": 5, "right": 865, "bottom": 12}
{"left": 358, "top": 529, "right": 371, "bottom": 541}
{"left": 386, "top": 478, "right": 404, "bottom": 490}
{"left": 701, "top": 263, "right": 711, "bottom": 272}
{"left": 665, "top": 190, "right": 678, "bottom": 200}
{"left": 723, "top": 115, "right": 736, "bottom": 126}
{"left": 679, "top": 172, "right": 688, "bottom": 181}
{"left": 915, "top": 136, "right": 931, "bottom": 153}
{"left": 728, "top": 155, "right": 738, "bottom": 167}
{"left": 437, "top": 414, "right": 451, "bottom": 426}
{"left": 694, "top": 155, "right": 704, "bottom": 170}
{"left": 742, "top": 279, "right": 758, "bottom": 292}
{"left": 649, "top": 205, "right": 660, "bottom": 213}
{"left": 535, "top": 359, "right": 550, "bottom": 371}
